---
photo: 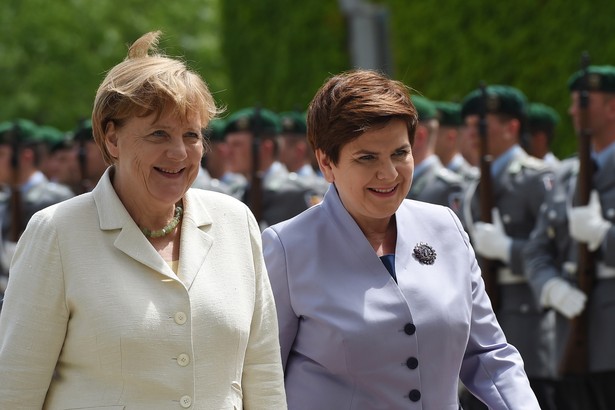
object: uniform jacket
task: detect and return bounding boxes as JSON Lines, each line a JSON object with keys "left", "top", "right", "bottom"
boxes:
{"left": 262, "top": 184, "right": 539, "bottom": 410}
{"left": 0, "top": 168, "right": 286, "bottom": 410}
{"left": 525, "top": 153, "right": 615, "bottom": 372}
{"left": 461, "top": 146, "right": 556, "bottom": 378}
{"left": 407, "top": 155, "right": 465, "bottom": 214}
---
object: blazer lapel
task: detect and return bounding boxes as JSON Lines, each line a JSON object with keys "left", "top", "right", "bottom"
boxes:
{"left": 92, "top": 168, "right": 181, "bottom": 279}
{"left": 177, "top": 189, "right": 214, "bottom": 290}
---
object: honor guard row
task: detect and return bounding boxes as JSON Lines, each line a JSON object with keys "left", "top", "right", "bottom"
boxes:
{"left": 209, "top": 107, "right": 329, "bottom": 230}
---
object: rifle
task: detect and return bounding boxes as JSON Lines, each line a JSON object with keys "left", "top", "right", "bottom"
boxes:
{"left": 248, "top": 107, "right": 264, "bottom": 225}
{"left": 8, "top": 123, "right": 23, "bottom": 243}
{"left": 559, "top": 51, "right": 594, "bottom": 377}
{"left": 477, "top": 82, "right": 500, "bottom": 310}
{"left": 75, "top": 119, "right": 91, "bottom": 194}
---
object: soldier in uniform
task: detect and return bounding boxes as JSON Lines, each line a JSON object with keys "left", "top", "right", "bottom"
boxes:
{"left": 277, "top": 110, "right": 329, "bottom": 192}
{"left": 0, "top": 119, "right": 75, "bottom": 306}
{"left": 459, "top": 85, "right": 558, "bottom": 410}
{"left": 278, "top": 111, "right": 317, "bottom": 177}
{"left": 406, "top": 95, "right": 465, "bottom": 214}
{"left": 72, "top": 119, "right": 108, "bottom": 193}
{"left": 524, "top": 65, "right": 615, "bottom": 410}
{"left": 433, "top": 100, "right": 480, "bottom": 182}
{"left": 526, "top": 102, "right": 562, "bottom": 167}
{"left": 193, "top": 118, "right": 244, "bottom": 197}
{"left": 224, "top": 107, "right": 324, "bottom": 229}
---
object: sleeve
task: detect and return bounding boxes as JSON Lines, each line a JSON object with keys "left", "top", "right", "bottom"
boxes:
{"left": 602, "top": 227, "right": 615, "bottom": 267}
{"left": 0, "top": 212, "right": 69, "bottom": 408}
{"left": 241, "top": 208, "right": 287, "bottom": 409}
{"left": 452, "top": 209, "right": 541, "bottom": 409}
{"left": 523, "top": 199, "right": 563, "bottom": 303}
{"left": 261, "top": 226, "right": 299, "bottom": 370}
{"left": 508, "top": 168, "right": 555, "bottom": 275}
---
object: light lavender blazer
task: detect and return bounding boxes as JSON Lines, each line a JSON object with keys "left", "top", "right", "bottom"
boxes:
{"left": 262, "top": 184, "right": 539, "bottom": 410}
{"left": 0, "top": 168, "right": 286, "bottom": 410}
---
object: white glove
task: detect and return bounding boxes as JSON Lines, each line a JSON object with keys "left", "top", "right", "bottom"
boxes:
{"left": 568, "top": 190, "right": 612, "bottom": 251}
{"left": 540, "top": 277, "right": 587, "bottom": 319}
{"left": 471, "top": 208, "right": 512, "bottom": 263}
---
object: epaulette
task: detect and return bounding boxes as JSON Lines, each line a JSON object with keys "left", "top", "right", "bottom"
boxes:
{"left": 509, "top": 155, "right": 548, "bottom": 174}
{"left": 436, "top": 167, "right": 464, "bottom": 185}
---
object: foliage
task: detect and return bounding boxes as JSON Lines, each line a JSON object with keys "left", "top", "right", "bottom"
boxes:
{"left": 219, "top": 0, "right": 348, "bottom": 115}
{"left": 384, "top": 0, "right": 615, "bottom": 156}
{"left": 0, "top": 0, "right": 224, "bottom": 132}
{"left": 3, "top": 0, "right": 615, "bottom": 157}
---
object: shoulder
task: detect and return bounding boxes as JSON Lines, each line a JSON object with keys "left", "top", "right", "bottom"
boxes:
{"left": 27, "top": 181, "right": 75, "bottom": 201}
{"left": 511, "top": 154, "right": 551, "bottom": 174}
{"left": 187, "top": 188, "right": 249, "bottom": 215}
{"left": 436, "top": 167, "right": 465, "bottom": 186}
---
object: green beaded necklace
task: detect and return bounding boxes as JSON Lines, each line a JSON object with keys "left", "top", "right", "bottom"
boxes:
{"left": 141, "top": 205, "right": 183, "bottom": 238}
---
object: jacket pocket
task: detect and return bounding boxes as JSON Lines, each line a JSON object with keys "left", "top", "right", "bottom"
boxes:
{"left": 231, "top": 381, "right": 243, "bottom": 409}
{"left": 65, "top": 406, "right": 125, "bottom": 410}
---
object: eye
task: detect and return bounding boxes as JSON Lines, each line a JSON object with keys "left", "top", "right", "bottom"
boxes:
{"left": 151, "top": 129, "right": 168, "bottom": 138}
{"left": 184, "top": 131, "right": 201, "bottom": 140}
{"left": 393, "top": 148, "right": 410, "bottom": 158}
{"left": 358, "top": 154, "right": 376, "bottom": 161}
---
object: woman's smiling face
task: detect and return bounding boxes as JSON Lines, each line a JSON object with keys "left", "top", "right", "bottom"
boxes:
{"left": 317, "top": 118, "right": 414, "bottom": 228}
{"left": 105, "top": 108, "right": 204, "bottom": 209}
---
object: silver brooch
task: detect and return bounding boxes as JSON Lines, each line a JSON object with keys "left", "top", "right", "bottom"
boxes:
{"left": 413, "top": 242, "right": 436, "bottom": 265}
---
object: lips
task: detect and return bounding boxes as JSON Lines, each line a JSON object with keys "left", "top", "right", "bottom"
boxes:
{"left": 155, "top": 167, "right": 183, "bottom": 174}
{"left": 369, "top": 186, "right": 397, "bottom": 193}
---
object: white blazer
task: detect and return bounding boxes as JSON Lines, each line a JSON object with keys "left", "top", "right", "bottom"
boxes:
{"left": 262, "top": 185, "right": 539, "bottom": 410}
{"left": 0, "top": 168, "right": 286, "bottom": 410}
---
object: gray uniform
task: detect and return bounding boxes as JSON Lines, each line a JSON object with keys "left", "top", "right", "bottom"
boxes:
{"left": 407, "top": 155, "right": 465, "bottom": 214}
{"left": 0, "top": 173, "right": 74, "bottom": 306}
{"left": 462, "top": 146, "right": 556, "bottom": 379}
{"left": 238, "top": 162, "right": 329, "bottom": 229}
{"left": 525, "top": 152, "right": 615, "bottom": 374}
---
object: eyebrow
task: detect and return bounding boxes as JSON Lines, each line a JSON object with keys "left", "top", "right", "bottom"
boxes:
{"left": 352, "top": 144, "right": 411, "bottom": 155}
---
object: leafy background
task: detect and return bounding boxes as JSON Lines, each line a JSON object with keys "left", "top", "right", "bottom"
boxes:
{"left": 2, "top": 0, "right": 614, "bottom": 156}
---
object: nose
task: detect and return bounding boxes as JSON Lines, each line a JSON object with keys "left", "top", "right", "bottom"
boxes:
{"left": 167, "top": 136, "right": 188, "bottom": 160}
{"left": 377, "top": 159, "right": 398, "bottom": 180}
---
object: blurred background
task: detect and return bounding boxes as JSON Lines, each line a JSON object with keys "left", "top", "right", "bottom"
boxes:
{"left": 1, "top": 0, "right": 614, "bottom": 157}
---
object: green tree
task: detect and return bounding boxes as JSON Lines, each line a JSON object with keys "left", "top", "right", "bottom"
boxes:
{"left": 0, "top": 0, "right": 225, "bottom": 132}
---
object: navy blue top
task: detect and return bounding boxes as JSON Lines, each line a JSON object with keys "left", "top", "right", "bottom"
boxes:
{"left": 379, "top": 254, "right": 396, "bottom": 282}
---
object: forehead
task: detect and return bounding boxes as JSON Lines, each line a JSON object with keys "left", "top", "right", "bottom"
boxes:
{"left": 225, "top": 130, "right": 252, "bottom": 142}
{"left": 343, "top": 119, "right": 410, "bottom": 151}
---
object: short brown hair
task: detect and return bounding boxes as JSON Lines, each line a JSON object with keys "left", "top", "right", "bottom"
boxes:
{"left": 92, "top": 31, "right": 221, "bottom": 165}
{"left": 306, "top": 69, "right": 418, "bottom": 164}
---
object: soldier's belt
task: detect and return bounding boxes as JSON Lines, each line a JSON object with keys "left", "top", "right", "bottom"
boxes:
{"left": 497, "top": 267, "right": 527, "bottom": 285}
{"left": 563, "top": 261, "right": 615, "bottom": 280}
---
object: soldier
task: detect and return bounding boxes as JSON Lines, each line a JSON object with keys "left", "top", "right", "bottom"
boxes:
{"left": 277, "top": 110, "right": 329, "bottom": 192}
{"left": 406, "top": 95, "right": 465, "bottom": 213}
{"left": 459, "top": 85, "right": 558, "bottom": 410}
{"left": 72, "top": 119, "right": 108, "bottom": 193}
{"left": 433, "top": 100, "right": 480, "bottom": 182}
{"left": 526, "top": 102, "right": 562, "bottom": 167}
{"left": 0, "top": 119, "right": 74, "bottom": 305}
{"left": 524, "top": 65, "right": 615, "bottom": 410}
{"left": 224, "top": 107, "right": 324, "bottom": 229}
{"left": 193, "top": 118, "right": 244, "bottom": 197}
{"left": 37, "top": 124, "right": 73, "bottom": 183}
{"left": 278, "top": 110, "right": 316, "bottom": 176}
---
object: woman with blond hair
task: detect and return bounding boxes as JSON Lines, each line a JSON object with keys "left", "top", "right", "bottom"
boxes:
{"left": 0, "top": 31, "right": 286, "bottom": 409}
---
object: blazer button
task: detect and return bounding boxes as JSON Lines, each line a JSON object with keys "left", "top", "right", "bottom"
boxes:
{"left": 408, "top": 389, "right": 421, "bottom": 402}
{"left": 406, "top": 357, "right": 418, "bottom": 369}
{"left": 175, "top": 312, "right": 187, "bottom": 325}
{"left": 180, "top": 395, "right": 192, "bottom": 408}
{"left": 404, "top": 323, "right": 416, "bottom": 335}
{"left": 177, "top": 353, "right": 190, "bottom": 367}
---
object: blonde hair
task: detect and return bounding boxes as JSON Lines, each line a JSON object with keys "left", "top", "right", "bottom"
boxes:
{"left": 92, "top": 31, "right": 221, "bottom": 164}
